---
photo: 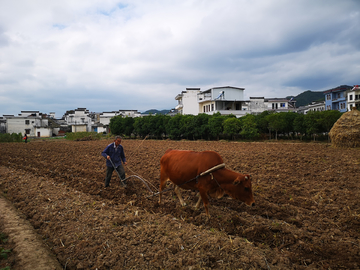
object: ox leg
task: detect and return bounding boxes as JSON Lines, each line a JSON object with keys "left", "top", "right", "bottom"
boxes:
{"left": 198, "top": 190, "right": 210, "bottom": 216}
{"left": 174, "top": 185, "right": 186, "bottom": 206}
{"left": 195, "top": 193, "right": 202, "bottom": 209}
{"left": 158, "top": 171, "right": 168, "bottom": 204}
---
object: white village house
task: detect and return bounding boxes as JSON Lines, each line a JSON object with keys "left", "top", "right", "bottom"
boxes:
{"left": 5, "top": 111, "right": 53, "bottom": 137}
{"left": 176, "top": 86, "right": 249, "bottom": 117}
{"left": 95, "top": 110, "right": 142, "bottom": 134}
{"left": 175, "top": 86, "right": 296, "bottom": 117}
{"left": 63, "top": 108, "right": 92, "bottom": 132}
{"left": 175, "top": 88, "right": 201, "bottom": 115}
{"left": 198, "top": 86, "right": 248, "bottom": 117}
{"left": 347, "top": 85, "right": 360, "bottom": 111}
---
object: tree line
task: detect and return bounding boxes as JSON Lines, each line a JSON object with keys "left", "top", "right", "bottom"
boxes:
{"left": 109, "top": 110, "right": 343, "bottom": 141}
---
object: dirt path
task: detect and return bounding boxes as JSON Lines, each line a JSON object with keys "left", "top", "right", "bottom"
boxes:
{"left": 0, "top": 193, "right": 62, "bottom": 270}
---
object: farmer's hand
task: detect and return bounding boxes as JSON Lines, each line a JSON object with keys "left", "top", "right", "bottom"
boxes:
{"left": 124, "top": 162, "right": 127, "bottom": 165}
{"left": 107, "top": 156, "right": 110, "bottom": 160}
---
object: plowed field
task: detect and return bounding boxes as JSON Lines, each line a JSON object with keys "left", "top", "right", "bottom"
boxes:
{"left": 0, "top": 139, "right": 359, "bottom": 269}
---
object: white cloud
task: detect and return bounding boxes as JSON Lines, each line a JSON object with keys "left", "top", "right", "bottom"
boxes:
{"left": 1, "top": 0, "right": 360, "bottom": 116}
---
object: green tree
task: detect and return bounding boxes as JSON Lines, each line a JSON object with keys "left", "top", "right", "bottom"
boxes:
{"left": 180, "top": 115, "right": 195, "bottom": 140}
{"left": 281, "top": 112, "right": 297, "bottom": 138}
{"left": 319, "top": 110, "right": 342, "bottom": 141}
{"left": 149, "top": 114, "right": 169, "bottom": 139}
{"left": 254, "top": 111, "right": 270, "bottom": 137}
{"left": 304, "top": 111, "right": 322, "bottom": 141}
{"left": 122, "top": 117, "right": 135, "bottom": 137}
{"left": 110, "top": 116, "right": 135, "bottom": 137}
{"left": 265, "top": 113, "right": 286, "bottom": 140}
{"left": 109, "top": 115, "right": 124, "bottom": 135}
{"left": 223, "top": 117, "right": 241, "bottom": 140}
{"left": 192, "top": 114, "right": 210, "bottom": 140}
{"left": 208, "top": 113, "right": 225, "bottom": 140}
{"left": 293, "top": 113, "right": 306, "bottom": 140}
{"left": 134, "top": 116, "right": 151, "bottom": 138}
{"left": 166, "top": 114, "right": 183, "bottom": 140}
{"left": 239, "top": 114, "right": 259, "bottom": 140}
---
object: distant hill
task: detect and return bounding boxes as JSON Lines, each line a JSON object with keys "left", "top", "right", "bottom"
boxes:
{"left": 142, "top": 109, "right": 170, "bottom": 115}
{"left": 287, "top": 90, "right": 325, "bottom": 107}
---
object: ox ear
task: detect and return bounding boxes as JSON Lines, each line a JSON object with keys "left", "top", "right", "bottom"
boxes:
{"left": 233, "top": 177, "right": 242, "bottom": 185}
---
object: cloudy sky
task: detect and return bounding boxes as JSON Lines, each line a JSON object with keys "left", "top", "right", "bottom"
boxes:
{"left": 1, "top": 0, "right": 359, "bottom": 117}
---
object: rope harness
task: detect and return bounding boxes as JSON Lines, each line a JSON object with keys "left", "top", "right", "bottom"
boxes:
{"left": 109, "top": 157, "right": 155, "bottom": 194}
{"left": 146, "top": 163, "right": 225, "bottom": 198}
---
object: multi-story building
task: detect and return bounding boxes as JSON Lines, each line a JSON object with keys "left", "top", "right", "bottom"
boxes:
{"left": 347, "top": 85, "right": 360, "bottom": 111}
{"left": 249, "top": 97, "right": 296, "bottom": 114}
{"left": 175, "top": 86, "right": 249, "bottom": 117}
{"left": 197, "top": 86, "right": 248, "bottom": 117}
{"left": 5, "top": 111, "right": 53, "bottom": 137}
{"left": 94, "top": 110, "right": 141, "bottom": 134}
{"left": 175, "top": 86, "right": 300, "bottom": 117}
{"left": 324, "top": 85, "right": 352, "bottom": 112}
{"left": 304, "top": 101, "right": 325, "bottom": 114}
{"left": 249, "top": 97, "right": 268, "bottom": 114}
{"left": 63, "top": 108, "right": 92, "bottom": 132}
{"left": 175, "top": 88, "right": 201, "bottom": 115}
{"left": 266, "top": 98, "right": 295, "bottom": 112}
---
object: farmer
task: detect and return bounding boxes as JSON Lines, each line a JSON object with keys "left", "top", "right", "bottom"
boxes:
{"left": 101, "top": 136, "right": 128, "bottom": 188}
{"left": 23, "top": 133, "right": 28, "bottom": 143}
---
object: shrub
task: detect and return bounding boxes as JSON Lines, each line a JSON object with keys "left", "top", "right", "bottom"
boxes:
{"left": 65, "top": 132, "right": 102, "bottom": 141}
{"left": 0, "top": 133, "right": 22, "bottom": 143}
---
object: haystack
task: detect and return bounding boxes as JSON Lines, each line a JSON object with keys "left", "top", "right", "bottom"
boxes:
{"left": 329, "top": 107, "right": 360, "bottom": 148}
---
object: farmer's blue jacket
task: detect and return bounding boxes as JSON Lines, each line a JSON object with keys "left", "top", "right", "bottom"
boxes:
{"left": 101, "top": 142, "right": 126, "bottom": 168}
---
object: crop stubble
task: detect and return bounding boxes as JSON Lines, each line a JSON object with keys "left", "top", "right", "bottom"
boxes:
{"left": 0, "top": 139, "right": 359, "bottom": 269}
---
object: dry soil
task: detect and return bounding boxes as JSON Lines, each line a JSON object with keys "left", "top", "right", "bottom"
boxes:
{"left": 0, "top": 139, "right": 359, "bottom": 269}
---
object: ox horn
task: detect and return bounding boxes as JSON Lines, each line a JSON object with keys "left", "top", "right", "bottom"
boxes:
{"left": 233, "top": 179, "right": 241, "bottom": 185}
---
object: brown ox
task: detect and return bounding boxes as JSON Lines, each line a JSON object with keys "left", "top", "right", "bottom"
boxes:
{"left": 159, "top": 149, "right": 255, "bottom": 216}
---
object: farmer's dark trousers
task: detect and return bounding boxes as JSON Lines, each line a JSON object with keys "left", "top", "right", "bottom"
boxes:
{"left": 105, "top": 164, "right": 126, "bottom": 187}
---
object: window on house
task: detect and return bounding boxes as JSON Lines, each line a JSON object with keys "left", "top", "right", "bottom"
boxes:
{"left": 211, "top": 104, "right": 214, "bottom": 111}
{"left": 280, "top": 103, "right": 285, "bottom": 107}
{"left": 25, "top": 120, "right": 30, "bottom": 125}
{"left": 25, "top": 129, "right": 30, "bottom": 134}
{"left": 349, "top": 95, "right": 353, "bottom": 100}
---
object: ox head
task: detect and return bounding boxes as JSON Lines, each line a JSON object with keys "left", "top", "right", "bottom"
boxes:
{"left": 232, "top": 174, "right": 255, "bottom": 207}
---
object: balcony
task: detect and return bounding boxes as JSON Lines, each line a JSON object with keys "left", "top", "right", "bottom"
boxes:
{"left": 204, "top": 110, "right": 248, "bottom": 117}
{"left": 332, "top": 97, "right": 346, "bottom": 101}
{"left": 197, "top": 93, "right": 212, "bottom": 103}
